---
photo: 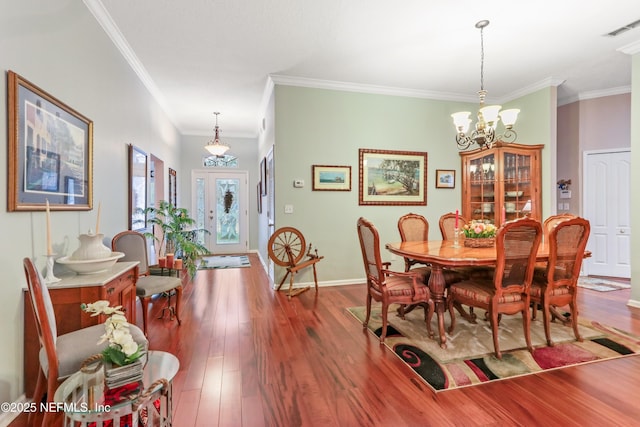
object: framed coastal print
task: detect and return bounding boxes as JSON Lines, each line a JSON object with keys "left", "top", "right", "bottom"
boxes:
{"left": 7, "top": 70, "right": 93, "bottom": 211}
{"left": 436, "top": 169, "right": 456, "bottom": 189}
{"left": 358, "top": 148, "right": 427, "bottom": 206}
{"left": 312, "top": 165, "right": 351, "bottom": 191}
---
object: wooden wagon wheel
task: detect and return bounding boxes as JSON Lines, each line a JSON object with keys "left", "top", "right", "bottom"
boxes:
{"left": 268, "top": 227, "right": 306, "bottom": 267}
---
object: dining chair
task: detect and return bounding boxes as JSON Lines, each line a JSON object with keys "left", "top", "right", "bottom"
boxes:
{"left": 23, "top": 257, "right": 148, "bottom": 427}
{"left": 439, "top": 212, "right": 492, "bottom": 281}
{"left": 112, "top": 231, "right": 183, "bottom": 336}
{"left": 397, "top": 213, "right": 431, "bottom": 272}
{"left": 530, "top": 217, "right": 590, "bottom": 346}
{"left": 534, "top": 214, "right": 577, "bottom": 278}
{"left": 439, "top": 212, "right": 468, "bottom": 240}
{"left": 357, "top": 217, "right": 434, "bottom": 343}
{"left": 447, "top": 217, "right": 542, "bottom": 358}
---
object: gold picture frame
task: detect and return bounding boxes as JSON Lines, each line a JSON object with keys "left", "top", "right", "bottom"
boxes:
{"left": 358, "top": 148, "right": 427, "bottom": 206}
{"left": 8, "top": 70, "right": 93, "bottom": 211}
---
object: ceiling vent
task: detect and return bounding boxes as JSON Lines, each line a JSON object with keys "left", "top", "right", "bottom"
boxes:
{"left": 606, "top": 19, "right": 640, "bottom": 37}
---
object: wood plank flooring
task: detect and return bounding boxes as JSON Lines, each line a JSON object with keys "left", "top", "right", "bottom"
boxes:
{"left": 10, "top": 254, "right": 640, "bottom": 426}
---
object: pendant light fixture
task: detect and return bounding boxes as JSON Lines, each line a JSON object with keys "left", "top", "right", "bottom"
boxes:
{"left": 451, "top": 20, "right": 520, "bottom": 150}
{"left": 205, "top": 112, "right": 230, "bottom": 156}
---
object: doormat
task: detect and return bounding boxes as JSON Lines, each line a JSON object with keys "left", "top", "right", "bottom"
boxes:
{"left": 347, "top": 304, "right": 640, "bottom": 393}
{"left": 578, "top": 276, "right": 630, "bottom": 292}
{"left": 198, "top": 255, "right": 250, "bottom": 269}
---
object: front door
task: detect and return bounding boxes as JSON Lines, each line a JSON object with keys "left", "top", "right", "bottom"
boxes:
{"left": 583, "top": 150, "right": 630, "bottom": 278}
{"left": 193, "top": 170, "right": 248, "bottom": 254}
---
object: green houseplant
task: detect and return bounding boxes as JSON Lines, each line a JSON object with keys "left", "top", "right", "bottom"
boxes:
{"left": 143, "top": 200, "right": 210, "bottom": 278}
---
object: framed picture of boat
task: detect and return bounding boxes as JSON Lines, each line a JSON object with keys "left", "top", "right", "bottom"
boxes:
{"left": 358, "top": 148, "right": 427, "bottom": 206}
{"left": 312, "top": 165, "right": 351, "bottom": 191}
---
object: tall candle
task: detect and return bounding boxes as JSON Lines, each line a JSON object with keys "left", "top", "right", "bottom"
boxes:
{"left": 46, "top": 199, "right": 53, "bottom": 256}
{"left": 95, "top": 201, "right": 101, "bottom": 235}
{"left": 455, "top": 209, "right": 459, "bottom": 228}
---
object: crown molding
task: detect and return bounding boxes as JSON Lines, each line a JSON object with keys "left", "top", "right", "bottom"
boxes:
{"left": 558, "top": 86, "right": 631, "bottom": 106}
{"left": 618, "top": 39, "right": 640, "bottom": 55}
{"left": 83, "top": 0, "right": 178, "bottom": 129}
{"left": 270, "top": 74, "right": 478, "bottom": 103}
{"left": 498, "top": 77, "right": 566, "bottom": 104}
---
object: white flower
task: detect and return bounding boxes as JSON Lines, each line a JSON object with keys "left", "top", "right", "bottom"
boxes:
{"left": 82, "top": 300, "right": 142, "bottom": 365}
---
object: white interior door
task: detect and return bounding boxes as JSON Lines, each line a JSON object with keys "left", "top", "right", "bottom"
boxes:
{"left": 583, "top": 150, "right": 630, "bottom": 278}
{"left": 193, "top": 170, "right": 249, "bottom": 254}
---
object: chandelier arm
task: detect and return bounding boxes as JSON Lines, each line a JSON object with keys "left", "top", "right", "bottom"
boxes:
{"left": 498, "top": 129, "right": 518, "bottom": 143}
{"left": 455, "top": 134, "right": 473, "bottom": 150}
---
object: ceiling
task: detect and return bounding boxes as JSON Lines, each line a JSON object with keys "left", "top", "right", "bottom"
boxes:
{"left": 89, "top": 0, "right": 640, "bottom": 138}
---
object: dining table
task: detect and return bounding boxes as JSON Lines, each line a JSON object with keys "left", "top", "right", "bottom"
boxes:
{"left": 385, "top": 239, "right": 555, "bottom": 349}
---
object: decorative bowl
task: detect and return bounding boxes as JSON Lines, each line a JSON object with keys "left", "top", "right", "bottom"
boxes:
{"left": 56, "top": 252, "right": 125, "bottom": 274}
{"left": 506, "top": 191, "right": 524, "bottom": 197}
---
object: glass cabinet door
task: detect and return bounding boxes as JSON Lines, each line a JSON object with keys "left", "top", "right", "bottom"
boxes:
{"left": 468, "top": 153, "right": 495, "bottom": 223}
{"left": 502, "top": 151, "right": 533, "bottom": 222}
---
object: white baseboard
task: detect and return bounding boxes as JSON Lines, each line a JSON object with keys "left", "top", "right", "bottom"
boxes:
{"left": 627, "top": 298, "right": 640, "bottom": 308}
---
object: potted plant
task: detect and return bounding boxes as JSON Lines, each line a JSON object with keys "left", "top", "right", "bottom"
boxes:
{"left": 143, "top": 200, "right": 210, "bottom": 278}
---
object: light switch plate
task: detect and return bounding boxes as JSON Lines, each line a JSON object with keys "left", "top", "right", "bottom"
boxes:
{"left": 284, "top": 204, "right": 294, "bottom": 214}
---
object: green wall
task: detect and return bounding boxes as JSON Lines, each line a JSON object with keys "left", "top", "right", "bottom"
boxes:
{"left": 272, "top": 85, "right": 554, "bottom": 284}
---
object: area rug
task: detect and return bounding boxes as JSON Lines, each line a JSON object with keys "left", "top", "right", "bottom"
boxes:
{"left": 578, "top": 276, "right": 631, "bottom": 292}
{"left": 348, "top": 304, "right": 640, "bottom": 392}
{"left": 198, "top": 255, "right": 250, "bottom": 269}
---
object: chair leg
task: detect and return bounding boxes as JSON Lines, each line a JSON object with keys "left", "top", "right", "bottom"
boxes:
{"left": 569, "top": 299, "right": 582, "bottom": 342}
{"left": 175, "top": 286, "right": 183, "bottom": 325}
{"left": 522, "top": 304, "right": 533, "bottom": 354}
{"left": 489, "top": 309, "right": 502, "bottom": 359}
{"left": 363, "top": 293, "right": 372, "bottom": 328}
{"left": 447, "top": 297, "right": 457, "bottom": 334}
{"left": 542, "top": 301, "right": 553, "bottom": 346}
{"left": 141, "top": 296, "right": 150, "bottom": 336}
{"left": 380, "top": 302, "right": 389, "bottom": 344}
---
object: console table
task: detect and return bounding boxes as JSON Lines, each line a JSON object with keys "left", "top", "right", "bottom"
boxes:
{"left": 23, "top": 261, "right": 139, "bottom": 397}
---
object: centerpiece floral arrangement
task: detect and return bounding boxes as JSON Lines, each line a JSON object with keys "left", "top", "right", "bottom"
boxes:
{"left": 81, "top": 300, "right": 144, "bottom": 366}
{"left": 462, "top": 220, "right": 497, "bottom": 238}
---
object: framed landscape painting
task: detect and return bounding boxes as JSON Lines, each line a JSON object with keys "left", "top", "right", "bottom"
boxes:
{"left": 358, "top": 148, "right": 427, "bottom": 206}
{"left": 7, "top": 70, "right": 93, "bottom": 211}
{"left": 312, "top": 165, "right": 351, "bottom": 191}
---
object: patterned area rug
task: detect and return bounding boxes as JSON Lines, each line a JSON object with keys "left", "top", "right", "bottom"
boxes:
{"left": 577, "top": 276, "right": 631, "bottom": 292}
{"left": 348, "top": 304, "right": 640, "bottom": 392}
{"left": 198, "top": 255, "right": 251, "bottom": 269}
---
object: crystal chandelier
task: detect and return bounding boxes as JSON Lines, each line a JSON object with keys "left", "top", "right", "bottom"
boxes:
{"left": 451, "top": 20, "right": 520, "bottom": 150}
{"left": 205, "top": 112, "right": 230, "bottom": 156}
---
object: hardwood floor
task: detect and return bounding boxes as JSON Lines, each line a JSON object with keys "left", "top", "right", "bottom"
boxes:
{"left": 10, "top": 254, "right": 640, "bottom": 426}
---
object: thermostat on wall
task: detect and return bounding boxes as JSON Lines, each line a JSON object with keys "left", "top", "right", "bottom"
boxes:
{"left": 560, "top": 190, "right": 571, "bottom": 199}
{"left": 293, "top": 179, "right": 304, "bottom": 188}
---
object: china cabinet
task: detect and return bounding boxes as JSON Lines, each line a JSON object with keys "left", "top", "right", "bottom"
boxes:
{"left": 460, "top": 142, "right": 543, "bottom": 227}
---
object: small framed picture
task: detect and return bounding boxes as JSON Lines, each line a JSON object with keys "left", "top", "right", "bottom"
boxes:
{"left": 435, "top": 169, "right": 455, "bottom": 189}
{"left": 312, "top": 165, "right": 351, "bottom": 191}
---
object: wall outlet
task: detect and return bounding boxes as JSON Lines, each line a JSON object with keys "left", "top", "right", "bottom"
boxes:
{"left": 293, "top": 179, "right": 304, "bottom": 188}
{"left": 284, "top": 204, "right": 294, "bottom": 214}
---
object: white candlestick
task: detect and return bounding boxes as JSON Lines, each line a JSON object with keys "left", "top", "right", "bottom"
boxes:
{"left": 46, "top": 199, "right": 53, "bottom": 256}
{"left": 95, "top": 201, "right": 101, "bottom": 235}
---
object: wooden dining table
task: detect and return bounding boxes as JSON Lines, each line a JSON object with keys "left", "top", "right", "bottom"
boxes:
{"left": 385, "top": 239, "right": 554, "bottom": 349}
